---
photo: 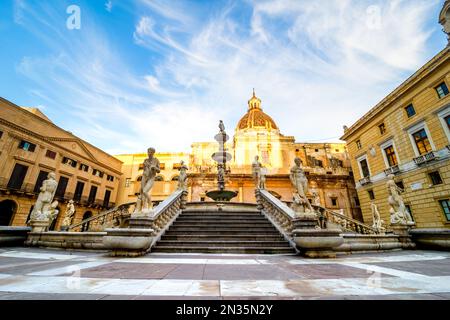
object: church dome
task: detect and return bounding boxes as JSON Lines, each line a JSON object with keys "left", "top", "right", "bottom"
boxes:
{"left": 236, "top": 90, "right": 279, "bottom": 131}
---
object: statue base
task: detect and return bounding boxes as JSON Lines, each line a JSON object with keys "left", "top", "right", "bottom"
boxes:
{"left": 131, "top": 208, "right": 155, "bottom": 219}
{"left": 390, "top": 224, "right": 416, "bottom": 249}
{"left": 293, "top": 228, "right": 343, "bottom": 258}
{"left": 28, "top": 219, "right": 50, "bottom": 233}
{"left": 103, "top": 228, "right": 154, "bottom": 257}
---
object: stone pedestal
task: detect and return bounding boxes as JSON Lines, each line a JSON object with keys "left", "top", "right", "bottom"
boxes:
{"left": 28, "top": 220, "right": 50, "bottom": 233}
{"left": 103, "top": 228, "right": 154, "bottom": 257}
{"left": 292, "top": 214, "right": 343, "bottom": 258}
{"left": 390, "top": 224, "right": 416, "bottom": 249}
{"left": 129, "top": 217, "right": 154, "bottom": 229}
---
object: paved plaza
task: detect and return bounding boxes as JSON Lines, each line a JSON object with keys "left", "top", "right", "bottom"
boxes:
{"left": 0, "top": 248, "right": 449, "bottom": 300}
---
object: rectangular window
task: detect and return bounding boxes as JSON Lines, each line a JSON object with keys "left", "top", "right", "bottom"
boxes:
{"left": 429, "top": 171, "right": 443, "bottom": 185}
{"left": 359, "top": 158, "right": 370, "bottom": 178}
{"left": 0, "top": 130, "right": 3, "bottom": 139}
{"left": 405, "top": 205, "right": 415, "bottom": 222}
{"left": 55, "top": 176, "right": 69, "bottom": 199}
{"left": 7, "top": 163, "right": 29, "bottom": 190}
{"left": 445, "top": 115, "right": 450, "bottom": 131}
{"left": 79, "top": 164, "right": 89, "bottom": 172}
{"left": 330, "top": 198, "right": 338, "bottom": 207}
{"left": 405, "top": 104, "right": 416, "bottom": 118}
{"left": 33, "top": 171, "right": 49, "bottom": 193}
{"left": 379, "top": 123, "right": 386, "bottom": 135}
{"left": 93, "top": 169, "right": 104, "bottom": 178}
{"left": 384, "top": 145, "right": 398, "bottom": 167}
{"left": 172, "top": 163, "right": 181, "bottom": 170}
{"left": 45, "top": 150, "right": 57, "bottom": 159}
{"left": 107, "top": 175, "right": 114, "bottom": 182}
{"left": 412, "top": 129, "right": 432, "bottom": 155}
{"left": 436, "top": 82, "right": 449, "bottom": 99}
{"left": 18, "top": 140, "right": 36, "bottom": 152}
{"left": 103, "top": 190, "right": 111, "bottom": 208}
{"left": 62, "top": 157, "right": 77, "bottom": 168}
{"left": 74, "top": 181, "right": 85, "bottom": 201}
{"left": 368, "top": 190, "right": 375, "bottom": 200}
{"left": 356, "top": 140, "right": 362, "bottom": 150}
{"left": 138, "top": 164, "right": 144, "bottom": 170}
{"left": 396, "top": 181, "right": 405, "bottom": 190}
{"left": 439, "top": 199, "right": 450, "bottom": 221}
{"left": 88, "top": 186, "right": 98, "bottom": 204}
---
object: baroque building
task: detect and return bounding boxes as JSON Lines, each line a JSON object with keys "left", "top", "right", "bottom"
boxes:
{"left": 341, "top": 46, "right": 450, "bottom": 229}
{"left": 0, "top": 97, "right": 122, "bottom": 229}
{"left": 116, "top": 91, "right": 362, "bottom": 221}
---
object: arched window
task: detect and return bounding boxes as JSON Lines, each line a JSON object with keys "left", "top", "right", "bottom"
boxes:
{"left": 0, "top": 200, "right": 17, "bottom": 226}
{"left": 171, "top": 176, "right": 179, "bottom": 181}
{"left": 81, "top": 211, "right": 92, "bottom": 232}
{"left": 155, "top": 176, "right": 164, "bottom": 182}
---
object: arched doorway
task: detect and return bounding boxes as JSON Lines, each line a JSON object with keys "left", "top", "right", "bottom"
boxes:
{"left": 0, "top": 200, "right": 17, "bottom": 226}
{"left": 81, "top": 211, "right": 92, "bottom": 232}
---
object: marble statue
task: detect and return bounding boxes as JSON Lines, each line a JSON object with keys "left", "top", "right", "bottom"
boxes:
{"left": 30, "top": 172, "right": 58, "bottom": 221}
{"left": 217, "top": 163, "right": 225, "bottom": 191}
{"left": 177, "top": 160, "right": 188, "bottom": 191}
{"left": 252, "top": 156, "right": 265, "bottom": 189}
{"left": 47, "top": 201, "right": 60, "bottom": 228}
{"left": 134, "top": 147, "right": 160, "bottom": 214}
{"left": 219, "top": 120, "right": 225, "bottom": 133}
{"left": 387, "top": 174, "right": 414, "bottom": 225}
{"left": 290, "top": 157, "right": 314, "bottom": 213}
{"left": 61, "top": 200, "right": 76, "bottom": 229}
{"left": 370, "top": 201, "right": 385, "bottom": 233}
{"left": 312, "top": 192, "right": 321, "bottom": 206}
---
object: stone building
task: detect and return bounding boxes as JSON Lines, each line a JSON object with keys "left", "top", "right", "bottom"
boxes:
{"left": 341, "top": 46, "right": 450, "bottom": 229}
{"left": 116, "top": 92, "right": 362, "bottom": 221}
{"left": 0, "top": 97, "right": 122, "bottom": 229}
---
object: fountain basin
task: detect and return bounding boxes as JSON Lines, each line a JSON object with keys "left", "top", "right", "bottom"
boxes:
{"left": 206, "top": 190, "right": 238, "bottom": 202}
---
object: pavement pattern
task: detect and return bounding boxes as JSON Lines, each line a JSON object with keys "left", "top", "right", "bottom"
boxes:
{"left": 0, "top": 247, "right": 450, "bottom": 300}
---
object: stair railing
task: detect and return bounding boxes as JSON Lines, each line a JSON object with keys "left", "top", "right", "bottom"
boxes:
{"left": 68, "top": 202, "right": 134, "bottom": 232}
{"left": 312, "top": 205, "right": 380, "bottom": 235}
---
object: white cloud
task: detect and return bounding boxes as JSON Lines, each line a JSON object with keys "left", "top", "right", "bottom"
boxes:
{"left": 105, "top": 1, "right": 113, "bottom": 12}
{"left": 14, "top": 0, "right": 442, "bottom": 156}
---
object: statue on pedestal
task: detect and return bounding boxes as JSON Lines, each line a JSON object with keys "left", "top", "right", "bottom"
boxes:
{"left": 290, "top": 157, "right": 314, "bottom": 213}
{"left": 134, "top": 147, "right": 160, "bottom": 215}
{"left": 312, "top": 192, "right": 321, "bottom": 206}
{"left": 177, "top": 160, "right": 188, "bottom": 191}
{"left": 370, "top": 201, "right": 385, "bottom": 233}
{"left": 30, "top": 172, "right": 58, "bottom": 221}
{"left": 61, "top": 200, "right": 76, "bottom": 230}
{"left": 252, "top": 155, "right": 266, "bottom": 189}
{"left": 387, "top": 174, "right": 414, "bottom": 225}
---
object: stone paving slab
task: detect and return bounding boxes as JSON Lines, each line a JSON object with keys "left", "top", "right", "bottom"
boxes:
{"left": 370, "top": 259, "right": 450, "bottom": 277}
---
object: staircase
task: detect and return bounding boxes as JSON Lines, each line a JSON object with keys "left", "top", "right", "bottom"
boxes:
{"left": 152, "top": 205, "right": 295, "bottom": 254}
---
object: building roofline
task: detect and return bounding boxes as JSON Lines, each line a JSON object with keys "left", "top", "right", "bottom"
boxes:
{"left": 340, "top": 47, "right": 450, "bottom": 141}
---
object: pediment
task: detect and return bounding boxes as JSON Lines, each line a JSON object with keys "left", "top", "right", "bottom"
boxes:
{"left": 45, "top": 137, "right": 98, "bottom": 162}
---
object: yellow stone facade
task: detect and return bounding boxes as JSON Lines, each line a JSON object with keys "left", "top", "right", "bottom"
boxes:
{"left": 0, "top": 98, "right": 122, "bottom": 229}
{"left": 341, "top": 47, "right": 450, "bottom": 229}
{"left": 116, "top": 92, "right": 362, "bottom": 221}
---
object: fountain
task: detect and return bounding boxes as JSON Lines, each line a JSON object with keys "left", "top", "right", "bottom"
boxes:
{"left": 206, "top": 121, "right": 238, "bottom": 202}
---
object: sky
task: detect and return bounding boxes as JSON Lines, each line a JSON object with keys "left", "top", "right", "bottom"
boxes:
{"left": 0, "top": 0, "right": 447, "bottom": 155}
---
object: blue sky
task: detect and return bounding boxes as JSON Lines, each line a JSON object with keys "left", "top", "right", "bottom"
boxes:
{"left": 0, "top": 0, "right": 447, "bottom": 154}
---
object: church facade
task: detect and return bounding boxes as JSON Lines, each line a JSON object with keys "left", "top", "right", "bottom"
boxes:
{"left": 115, "top": 92, "right": 362, "bottom": 222}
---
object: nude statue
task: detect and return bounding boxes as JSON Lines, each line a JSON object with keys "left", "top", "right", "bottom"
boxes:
{"left": 370, "top": 201, "right": 385, "bottom": 232}
{"left": 252, "top": 155, "right": 265, "bottom": 189}
{"left": 178, "top": 160, "right": 188, "bottom": 191}
{"left": 61, "top": 200, "right": 76, "bottom": 229}
{"left": 135, "top": 147, "right": 160, "bottom": 213}
{"left": 387, "top": 174, "right": 413, "bottom": 225}
{"left": 30, "top": 172, "right": 58, "bottom": 221}
{"left": 290, "top": 157, "right": 313, "bottom": 212}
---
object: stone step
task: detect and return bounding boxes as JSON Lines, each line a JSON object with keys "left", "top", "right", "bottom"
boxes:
{"left": 176, "top": 217, "right": 268, "bottom": 222}
{"left": 181, "top": 213, "right": 263, "bottom": 218}
{"left": 172, "top": 221, "right": 273, "bottom": 227}
{"left": 161, "top": 235, "right": 285, "bottom": 241}
{"left": 168, "top": 226, "right": 277, "bottom": 232}
{"left": 151, "top": 246, "right": 296, "bottom": 254}
{"left": 183, "top": 209, "right": 260, "bottom": 214}
{"left": 156, "top": 240, "right": 291, "bottom": 248}
{"left": 165, "top": 230, "right": 283, "bottom": 236}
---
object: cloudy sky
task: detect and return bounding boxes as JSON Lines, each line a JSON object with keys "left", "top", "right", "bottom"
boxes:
{"left": 0, "top": 0, "right": 447, "bottom": 154}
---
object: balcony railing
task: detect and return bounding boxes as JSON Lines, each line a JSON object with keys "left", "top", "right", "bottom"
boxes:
{"left": 358, "top": 176, "right": 371, "bottom": 186}
{"left": 384, "top": 165, "right": 400, "bottom": 176}
{"left": 413, "top": 151, "right": 437, "bottom": 166}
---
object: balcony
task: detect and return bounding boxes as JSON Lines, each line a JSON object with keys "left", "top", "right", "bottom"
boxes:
{"left": 384, "top": 165, "right": 400, "bottom": 176}
{"left": 358, "top": 176, "right": 371, "bottom": 186}
{"left": 413, "top": 152, "right": 437, "bottom": 166}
